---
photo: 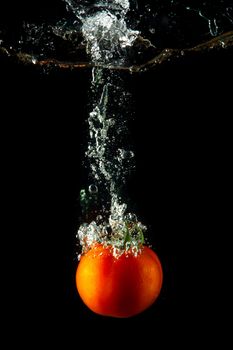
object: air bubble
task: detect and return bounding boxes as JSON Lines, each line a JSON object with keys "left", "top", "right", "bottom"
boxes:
{"left": 96, "top": 215, "right": 103, "bottom": 223}
{"left": 125, "top": 213, "right": 137, "bottom": 222}
{"left": 89, "top": 184, "right": 98, "bottom": 194}
{"left": 118, "top": 149, "right": 134, "bottom": 159}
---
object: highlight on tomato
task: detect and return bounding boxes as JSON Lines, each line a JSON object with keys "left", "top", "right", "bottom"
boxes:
{"left": 76, "top": 213, "right": 163, "bottom": 318}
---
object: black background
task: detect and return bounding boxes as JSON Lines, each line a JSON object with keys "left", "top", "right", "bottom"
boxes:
{"left": 1, "top": 0, "right": 232, "bottom": 343}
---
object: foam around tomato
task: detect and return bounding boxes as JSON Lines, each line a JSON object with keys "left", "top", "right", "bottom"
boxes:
{"left": 76, "top": 244, "right": 163, "bottom": 318}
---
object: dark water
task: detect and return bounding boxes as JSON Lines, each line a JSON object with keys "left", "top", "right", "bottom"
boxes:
{"left": 1, "top": 0, "right": 232, "bottom": 343}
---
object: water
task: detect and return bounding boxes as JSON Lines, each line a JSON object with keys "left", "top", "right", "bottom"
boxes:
{"left": 73, "top": 0, "right": 146, "bottom": 256}
{"left": 1, "top": 0, "right": 232, "bottom": 256}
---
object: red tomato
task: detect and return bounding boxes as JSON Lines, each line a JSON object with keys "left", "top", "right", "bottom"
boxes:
{"left": 76, "top": 243, "right": 163, "bottom": 318}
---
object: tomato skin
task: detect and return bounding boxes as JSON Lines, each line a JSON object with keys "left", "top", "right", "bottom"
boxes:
{"left": 76, "top": 244, "right": 163, "bottom": 318}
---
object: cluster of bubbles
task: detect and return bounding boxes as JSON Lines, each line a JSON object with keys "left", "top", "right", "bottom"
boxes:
{"left": 77, "top": 210, "right": 147, "bottom": 258}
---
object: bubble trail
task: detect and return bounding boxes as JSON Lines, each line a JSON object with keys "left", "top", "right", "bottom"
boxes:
{"left": 66, "top": 1, "right": 147, "bottom": 256}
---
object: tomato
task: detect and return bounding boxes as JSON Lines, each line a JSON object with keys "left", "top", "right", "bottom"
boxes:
{"left": 76, "top": 243, "right": 163, "bottom": 318}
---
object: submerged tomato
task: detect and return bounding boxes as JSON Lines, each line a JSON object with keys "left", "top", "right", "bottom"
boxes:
{"left": 76, "top": 244, "right": 163, "bottom": 318}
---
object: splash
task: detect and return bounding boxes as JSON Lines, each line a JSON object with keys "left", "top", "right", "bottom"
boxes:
{"left": 66, "top": 0, "right": 138, "bottom": 63}
{"left": 82, "top": 11, "right": 138, "bottom": 63}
